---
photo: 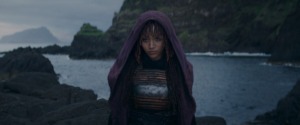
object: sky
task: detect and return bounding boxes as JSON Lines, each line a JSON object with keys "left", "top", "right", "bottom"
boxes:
{"left": 0, "top": 0, "right": 124, "bottom": 43}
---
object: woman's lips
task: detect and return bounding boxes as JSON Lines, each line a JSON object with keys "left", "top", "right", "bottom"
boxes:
{"left": 148, "top": 51, "right": 157, "bottom": 55}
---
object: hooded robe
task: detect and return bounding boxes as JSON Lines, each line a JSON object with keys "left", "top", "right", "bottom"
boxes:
{"left": 107, "top": 10, "right": 196, "bottom": 125}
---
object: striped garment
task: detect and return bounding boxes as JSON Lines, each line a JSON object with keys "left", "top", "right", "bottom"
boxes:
{"left": 132, "top": 68, "right": 170, "bottom": 110}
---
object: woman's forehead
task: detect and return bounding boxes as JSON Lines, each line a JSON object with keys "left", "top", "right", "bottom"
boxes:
{"left": 141, "top": 31, "right": 164, "bottom": 37}
{"left": 141, "top": 24, "right": 165, "bottom": 37}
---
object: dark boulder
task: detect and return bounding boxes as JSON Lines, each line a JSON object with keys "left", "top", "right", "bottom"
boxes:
{"left": 2, "top": 72, "right": 59, "bottom": 96}
{"left": 0, "top": 47, "right": 56, "bottom": 80}
{"left": 0, "top": 47, "right": 107, "bottom": 125}
{"left": 196, "top": 116, "right": 227, "bottom": 125}
{"left": 37, "top": 44, "right": 71, "bottom": 54}
{"left": 0, "top": 72, "right": 104, "bottom": 125}
{"left": 42, "top": 83, "right": 97, "bottom": 104}
{"left": 268, "top": 1, "right": 300, "bottom": 63}
{"left": 34, "top": 99, "right": 110, "bottom": 125}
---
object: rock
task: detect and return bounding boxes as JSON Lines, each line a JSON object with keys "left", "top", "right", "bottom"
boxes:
{"left": 0, "top": 47, "right": 56, "bottom": 80}
{"left": 0, "top": 74, "right": 104, "bottom": 125}
{"left": 2, "top": 72, "right": 59, "bottom": 96}
{"left": 0, "top": 92, "right": 58, "bottom": 122}
{"left": 268, "top": 1, "right": 300, "bottom": 63}
{"left": 0, "top": 114, "right": 32, "bottom": 125}
{"left": 34, "top": 99, "right": 110, "bottom": 125}
{"left": 42, "top": 84, "right": 97, "bottom": 104}
{"left": 245, "top": 80, "right": 300, "bottom": 125}
{"left": 69, "top": 23, "right": 114, "bottom": 59}
{"left": 0, "top": 47, "right": 107, "bottom": 125}
{"left": 196, "top": 116, "right": 227, "bottom": 125}
{"left": 37, "top": 44, "right": 70, "bottom": 54}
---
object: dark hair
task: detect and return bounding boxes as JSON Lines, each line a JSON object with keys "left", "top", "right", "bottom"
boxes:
{"left": 140, "top": 20, "right": 167, "bottom": 41}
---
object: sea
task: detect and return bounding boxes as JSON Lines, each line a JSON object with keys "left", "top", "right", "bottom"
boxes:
{"left": 1, "top": 43, "right": 300, "bottom": 125}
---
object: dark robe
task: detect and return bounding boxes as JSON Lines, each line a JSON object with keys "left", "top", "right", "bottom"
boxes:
{"left": 107, "top": 10, "right": 196, "bottom": 125}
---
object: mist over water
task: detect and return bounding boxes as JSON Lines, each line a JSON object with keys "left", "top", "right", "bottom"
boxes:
{"left": 43, "top": 54, "right": 300, "bottom": 125}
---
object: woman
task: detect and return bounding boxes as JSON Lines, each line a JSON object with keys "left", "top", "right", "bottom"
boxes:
{"left": 108, "top": 11, "right": 196, "bottom": 125}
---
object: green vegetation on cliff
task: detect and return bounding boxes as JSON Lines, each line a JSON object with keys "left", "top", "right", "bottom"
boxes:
{"left": 70, "top": 23, "right": 114, "bottom": 59}
{"left": 77, "top": 23, "right": 104, "bottom": 37}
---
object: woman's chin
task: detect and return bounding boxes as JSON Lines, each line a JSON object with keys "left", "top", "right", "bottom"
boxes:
{"left": 149, "top": 57, "right": 161, "bottom": 61}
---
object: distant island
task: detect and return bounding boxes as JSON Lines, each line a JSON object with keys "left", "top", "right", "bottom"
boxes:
{"left": 0, "top": 27, "right": 60, "bottom": 43}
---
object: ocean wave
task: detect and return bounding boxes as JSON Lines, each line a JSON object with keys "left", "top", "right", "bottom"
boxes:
{"left": 261, "top": 62, "right": 300, "bottom": 68}
{"left": 186, "top": 52, "right": 271, "bottom": 57}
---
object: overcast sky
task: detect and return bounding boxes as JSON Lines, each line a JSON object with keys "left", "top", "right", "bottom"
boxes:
{"left": 0, "top": 0, "right": 124, "bottom": 42}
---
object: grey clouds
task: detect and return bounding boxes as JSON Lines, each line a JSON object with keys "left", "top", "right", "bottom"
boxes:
{"left": 0, "top": 0, "right": 124, "bottom": 42}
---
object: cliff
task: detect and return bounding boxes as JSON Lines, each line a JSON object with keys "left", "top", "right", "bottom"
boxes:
{"left": 69, "top": 23, "right": 116, "bottom": 59}
{"left": 105, "top": 0, "right": 298, "bottom": 54}
{"left": 69, "top": 0, "right": 299, "bottom": 62}
{"left": 268, "top": 1, "right": 300, "bottom": 63}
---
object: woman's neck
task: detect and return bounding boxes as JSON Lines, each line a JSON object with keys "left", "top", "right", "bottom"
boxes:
{"left": 142, "top": 53, "right": 166, "bottom": 70}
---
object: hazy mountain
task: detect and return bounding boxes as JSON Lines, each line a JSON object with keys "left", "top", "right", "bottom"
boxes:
{"left": 0, "top": 27, "right": 60, "bottom": 43}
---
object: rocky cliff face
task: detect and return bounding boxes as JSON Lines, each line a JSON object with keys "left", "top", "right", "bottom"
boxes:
{"left": 104, "top": 0, "right": 298, "bottom": 54}
{"left": 69, "top": 0, "right": 299, "bottom": 62}
{"left": 69, "top": 23, "right": 116, "bottom": 59}
{"left": 268, "top": 0, "right": 300, "bottom": 63}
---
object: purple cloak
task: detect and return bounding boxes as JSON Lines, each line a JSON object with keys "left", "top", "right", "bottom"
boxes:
{"left": 107, "top": 10, "right": 196, "bottom": 125}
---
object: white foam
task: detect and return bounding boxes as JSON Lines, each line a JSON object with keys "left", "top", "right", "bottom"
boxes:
{"left": 186, "top": 52, "right": 271, "bottom": 57}
{"left": 261, "top": 62, "right": 300, "bottom": 68}
{"left": 282, "top": 63, "right": 300, "bottom": 68}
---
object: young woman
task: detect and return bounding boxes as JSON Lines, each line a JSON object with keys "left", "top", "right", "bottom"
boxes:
{"left": 108, "top": 11, "right": 196, "bottom": 125}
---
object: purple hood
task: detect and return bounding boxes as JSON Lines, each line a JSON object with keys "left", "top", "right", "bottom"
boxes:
{"left": 108, "top": 11, "right": 196, "bottom": 125}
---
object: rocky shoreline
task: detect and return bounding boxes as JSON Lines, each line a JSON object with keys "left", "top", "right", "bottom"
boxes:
{"left": 0, "top": 48, "right": 110, "bottom": 125}
{"left": 2, "top": 43, "right": 300, "bottom": 125}
{"left": 0, "top": 47, "right": 227, "bottom": 125}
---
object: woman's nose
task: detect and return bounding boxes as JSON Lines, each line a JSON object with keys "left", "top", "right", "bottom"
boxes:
{"left": 149, "top": 40, "right": 155, "bottom": 49}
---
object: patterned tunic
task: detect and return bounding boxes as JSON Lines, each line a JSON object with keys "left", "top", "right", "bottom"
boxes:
{"left": 132, "top": 67, "right": 170, "bottom": 111}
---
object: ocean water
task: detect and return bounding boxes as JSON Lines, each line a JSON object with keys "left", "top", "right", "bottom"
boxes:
{"left": 41, "top": 54, "right": 300, "bottom": 125}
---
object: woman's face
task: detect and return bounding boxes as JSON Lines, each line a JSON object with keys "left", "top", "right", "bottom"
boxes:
{"left": 140, "top": 32, "right": 165, "bottom": 61}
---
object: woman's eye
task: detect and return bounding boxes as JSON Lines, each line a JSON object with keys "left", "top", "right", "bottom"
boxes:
{"left": 155, "top": 37, "right": 162, "bottom": 41}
